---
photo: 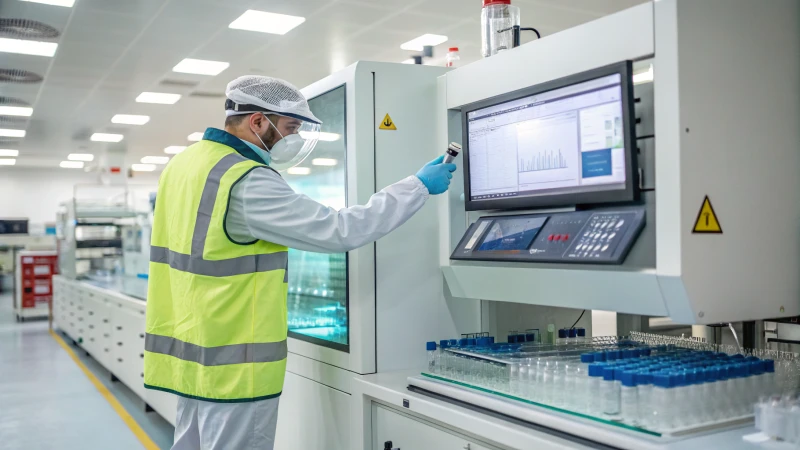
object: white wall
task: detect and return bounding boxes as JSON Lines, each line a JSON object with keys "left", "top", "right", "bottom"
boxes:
{"left": 0, "top": 167, "right": 159, "bottom": 224}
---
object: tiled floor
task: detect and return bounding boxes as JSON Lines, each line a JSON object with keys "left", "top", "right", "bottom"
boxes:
{"left": 0, "top": 293, "right": 173, "bottom": 449}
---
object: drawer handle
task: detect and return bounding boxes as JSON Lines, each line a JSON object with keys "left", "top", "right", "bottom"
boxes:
{"left": 116, "top": 326, "right": 122, "bottom": 331}
{"left": 103, "top": 319, "right": 109, "bottom": 323}
{"left": 88, "top": 312, "right": 94, "bottom": 316}
{"left": 89, "top": 325, "right": 94, "bottom": 329}
{"left": 104, "top": 348, "right": 109, "bottom": 352}
{"left": 117, "top": 358, "right": 123, "bottom": 363}
{"left": 140, "top": 373, "right": 144, "bottom": 378}
{"left": 78, "top": 307, "right": 83, "bottom": 311}
{"left": 90, "top": 338, "right": 95, "bottom": 342}
{"left": 139, "top": 333, "right": 144, "bottom": 339}
{"left": 140, "top": 353, "right": 144, "bottom": 358}
{"left": 117, "top": 342, "right": 123, "bottom": 346}
{"left": 78, "top": 318, "right": 83, "bottom": 322}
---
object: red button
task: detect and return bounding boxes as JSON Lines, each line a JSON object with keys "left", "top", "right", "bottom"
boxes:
{"left": 547, "top": 234, "right": 554, "bottom": 241}
{"left": 562, "top": 234, "right": 570, "bottom": 241}
{"left": 554, "top": 234, "right": 562, "bottom": 241}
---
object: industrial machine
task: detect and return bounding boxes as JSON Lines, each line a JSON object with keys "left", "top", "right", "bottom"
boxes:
{"left": 356, "top": 1, "right": 800, "bottom": 449}
{"left": 273, "top": 61, "right": 480, "bottom": 449}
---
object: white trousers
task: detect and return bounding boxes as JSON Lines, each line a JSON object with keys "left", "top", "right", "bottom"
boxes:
{"left": 171, "top": 396, "right": 280, "bottom": 450}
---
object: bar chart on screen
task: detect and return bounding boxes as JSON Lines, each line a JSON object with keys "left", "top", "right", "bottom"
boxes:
{"left": 516, "top": 111, "right": 580, "bottom": 190}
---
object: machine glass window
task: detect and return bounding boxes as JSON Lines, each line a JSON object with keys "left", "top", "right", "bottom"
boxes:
{"left": 463, "top": 62, "right": 637, "bottom": 211}
{"left": 285, "top": 85, "right": 349, "bottom": 351}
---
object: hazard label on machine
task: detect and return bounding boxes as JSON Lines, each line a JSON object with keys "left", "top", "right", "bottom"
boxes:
{"left": 693, "top": 196, "right": 723, "bottom": 234}
{"left": 379, "top": 113, "right": 397, "bottom": 130}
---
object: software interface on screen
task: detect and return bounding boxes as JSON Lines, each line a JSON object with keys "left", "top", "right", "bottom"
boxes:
{"left": 467, "top": 73, "right": 627, "bottom": 201}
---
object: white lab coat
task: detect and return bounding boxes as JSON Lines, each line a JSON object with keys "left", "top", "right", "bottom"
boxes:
{"left": 226, "top": 168, "right": 429, "bottom": 252}
{"left": 172, "top": 168, "right": 429, "bottom": 449}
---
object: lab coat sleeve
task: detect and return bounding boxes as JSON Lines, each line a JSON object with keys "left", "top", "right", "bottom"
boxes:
{"left": 228, "top": 167, "right": 430, "bottom": 253}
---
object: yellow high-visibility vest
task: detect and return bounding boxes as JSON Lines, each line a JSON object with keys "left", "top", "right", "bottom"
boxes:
{"left": 144, "top": 128, "right": 288, "bottom": 402}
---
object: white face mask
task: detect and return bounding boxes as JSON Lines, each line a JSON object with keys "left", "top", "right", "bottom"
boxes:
{"left": 251, "top": 114, "right": 305, "bottom": 165}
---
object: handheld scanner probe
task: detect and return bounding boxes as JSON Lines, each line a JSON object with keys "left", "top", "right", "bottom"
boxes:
{"left": 444, "top": 142, "right": 461, "bottom": 163}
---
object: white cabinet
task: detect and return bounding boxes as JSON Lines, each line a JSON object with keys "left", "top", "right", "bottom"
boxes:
{"left": 373, "top": 404, "right": 500, "bottom": 450}
{"left": 110, "top": 298, "right": 147, "bottom": 400}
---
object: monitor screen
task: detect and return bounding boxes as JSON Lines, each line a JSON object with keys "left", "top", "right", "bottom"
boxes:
{"left": 463, "top": 62, "right": 636, "bottom": 211}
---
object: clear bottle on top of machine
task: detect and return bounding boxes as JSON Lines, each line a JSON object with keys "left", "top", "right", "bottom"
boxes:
{"left": 481, "top": 0, "right": 520, "bottom": 58}
{"left": 445, "top": 47, "right": 461, "bottom": 68}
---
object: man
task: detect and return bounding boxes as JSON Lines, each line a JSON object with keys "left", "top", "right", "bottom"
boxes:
{"left": 143, "top": 75, "right": 456, "bottom": 449}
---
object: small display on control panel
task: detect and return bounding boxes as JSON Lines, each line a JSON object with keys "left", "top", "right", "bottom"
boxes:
{"left": 452, "top": 208, "right": 645, "bottom": 265}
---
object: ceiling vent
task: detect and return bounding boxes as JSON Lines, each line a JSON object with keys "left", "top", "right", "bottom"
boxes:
{"left": 159, "top": 79, "right": 199, "bottom": 88}
{"left": 190, "top": 91, "right": 225, "bottom": 99}
{"left": 0, "top": 116, "right": 27, "bottom": 126}
{"left": 0, "top": 69, "right": 43, "bottom": 84}
{"left": 0, "top": 19, "right": 60, "bottom": 40}
{"left": 0, "top": 96, "right": 30, "bottom": 107}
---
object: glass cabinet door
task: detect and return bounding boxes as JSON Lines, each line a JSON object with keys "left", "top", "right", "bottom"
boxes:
{"left": 285, "top": 85, "right": 349, "bottom": 351}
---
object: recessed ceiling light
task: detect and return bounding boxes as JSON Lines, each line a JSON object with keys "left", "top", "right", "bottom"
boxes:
{"left": 287, "top": 167, "right": 311, "bottom": 175}
{"left": 187, "top": 132, "right": 204, "bottom": 142}
{"left": 131, "top": 163, "right": 156, "bottom": 172}
{"left": 229, "top": 10, "right": 306, "bottom": 35}
{"left": 311, "top": 158, "right": 338, "bottom": 166}
{"left": 0, "top": 149, "right": 19, "bottom": 157}
{"left": 0, "top": 129, "right": 25, "bottom": 138}
{"left": 299, "top": 131, "right": 341, "bottom": 142}
{"left": 60, "top": 161, "right": 84, "bottom": 169}
{"left": 173, "top": 58, "right": 230, "bottom": 76}
{"left": 0, "top": 158, "right": 16, "bottom": 166}
{"left": 0, "top": 106, "right": 33, "bottom": 117}
{"left": 136, "top": 92, "right": 181, "bottom": 105}
{"left": 0, "top": 38, "right": 58, "bottom": 57}
{"left": 400, "top": 34, "right": 448, "bottom": 51}
{"left": 141, "top": 156, "right": 169, "bottom": 164}
{"left": 164, "top": 146, "right": 187, "bottom": 155}
{"left": 91, "top": 133, "right": 124, "bottom": 142}
{"left": 21, "top": 0, "right": 75, "bottom": 6}
{"left": 111, "top": 114, "right": 150, "bottom": 125}
{"left": 68, "top": 153, "right": 94, "bottom": 162}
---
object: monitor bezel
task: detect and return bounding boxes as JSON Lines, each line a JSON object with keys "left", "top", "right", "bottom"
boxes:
{"left": 461, "top": 61, "right": 639, "bottom": 212}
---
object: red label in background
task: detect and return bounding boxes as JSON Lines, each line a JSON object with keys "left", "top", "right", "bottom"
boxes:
{"left": 110, "top": 167, "right": 121, "bottom": 173}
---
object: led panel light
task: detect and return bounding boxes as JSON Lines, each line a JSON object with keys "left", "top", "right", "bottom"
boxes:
{"left": 21, "top": 0, "right": 75, "bottom": 6}
{"left": 0, "top": 38, "right": 58, "bottom": 57}
{"left": 164, "top": 146, "right": 187, "bottom": 154}
{"left": 0, "top": 149, "right": 19, "bottom": 157}
{"left": 311, "top": 158, "right": 338, "bottom": 166}
{"left": 0, "top": 159, "right": 16, "bottom": 166}
{"left": 299, "top": 131, "right": 340, "bottom": 142}
{"left": 0, "top": 106, "right": 33, "bottom": 117}
{"left": 173, "top": 58, "right": 230, "bottom": 76}
{"left": 187, "top": 132, "right": 204, "bottom": 142}
{"left": 91, "top": 133, "right": 124, "bottom": 142}
{"left": 136, "top": 92, "right": 181, "bottom": 104}
{"left": 0, "top": 129, "right": 25, "bottom": 138}
{"left": 131, "top": 164, "right": 156, "bottom": 172}
{"left": 141, "top": 156, "right": 169, "bottom": 164}
{"left": 400, "top": 34, "right": 448, "bottom": 51}
{"left": 287, "top": 167, "right": 310, "bottom": 175}
{"left": 60, "top": 161, "right": 84, "bottom": 169}
{"left": 111, "top": 114, "right": 150, "bottom": 125}
{"left": 229, "top": 10, "right": 306, "bottom": 35}
{"left": 68, "top": 153, "right": 94, "bottom": 161}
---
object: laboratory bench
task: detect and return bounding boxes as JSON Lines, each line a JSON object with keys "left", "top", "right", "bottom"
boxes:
{"left": 52, "top": 275, "right": 178, "bottom": 426}
{"left": 353, "top": 369, "right": 769, "bottom": 450}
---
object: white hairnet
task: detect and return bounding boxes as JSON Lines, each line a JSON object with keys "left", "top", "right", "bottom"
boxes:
{"left": 225, "top": 75, "right": 322, "bottom": 124}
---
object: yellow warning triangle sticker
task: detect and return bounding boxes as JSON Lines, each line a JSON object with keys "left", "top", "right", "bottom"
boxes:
{"left": 379, "top": 113, "right": 397, "bottom": 130}
{"left": 693, "top": 196, "right": 723, "bottom": 234}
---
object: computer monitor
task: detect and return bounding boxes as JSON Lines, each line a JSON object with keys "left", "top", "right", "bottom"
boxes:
{"left": 462, "top": 61, "right": 637, "bottom": 211}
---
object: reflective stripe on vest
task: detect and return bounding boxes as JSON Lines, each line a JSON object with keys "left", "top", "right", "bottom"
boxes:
{"left": 144, "top": 140, "right": 288, "bottom": 403}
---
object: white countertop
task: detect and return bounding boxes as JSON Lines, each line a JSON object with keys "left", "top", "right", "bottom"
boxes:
{"left": 355, "top": 369, "right": 771, "bottom": 450}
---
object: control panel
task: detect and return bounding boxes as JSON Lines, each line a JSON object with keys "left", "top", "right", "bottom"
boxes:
{"left": 451, "top": 208, "right": 645, "bottom": 265}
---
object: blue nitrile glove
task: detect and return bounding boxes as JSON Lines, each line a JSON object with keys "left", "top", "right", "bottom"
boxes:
{"left": 415, "top": 155, "right": 457, "bottom": 195}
